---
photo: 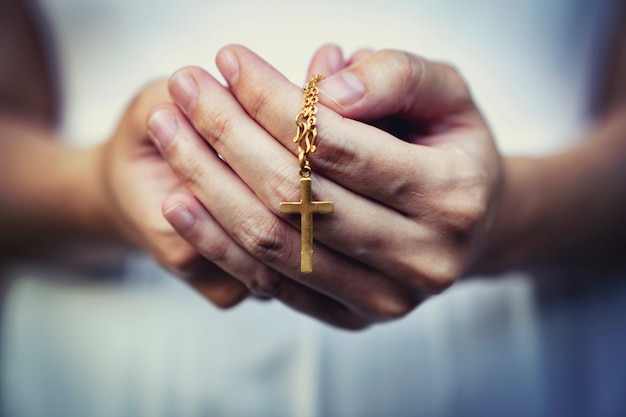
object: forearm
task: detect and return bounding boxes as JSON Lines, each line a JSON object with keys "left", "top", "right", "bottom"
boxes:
{"left": 0, "top": 119, "right": 114, "bottom": 256}
{"left": 476, "top": 106, "right": 626, "bottom": 273}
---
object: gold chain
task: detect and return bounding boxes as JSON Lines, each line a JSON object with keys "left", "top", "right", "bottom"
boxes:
{"left": 293, "top": 74, "right": 324, "bottom": 177}
{"left": 280, "top": 74, "right": 333, "bottom": 273}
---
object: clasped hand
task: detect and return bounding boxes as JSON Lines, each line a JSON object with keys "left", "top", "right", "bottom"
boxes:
{"left": 146, "top": 45, "right": 503, "bottom": 329}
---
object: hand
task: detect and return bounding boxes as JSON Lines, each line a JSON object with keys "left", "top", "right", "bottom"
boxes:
{"left": 305, "top": 44, "right": 503, "bottom": 271}
{"left": 150, "top": 45, "right": 503, "bottom": 328}
{"left": 100, "top": 80, "right": 248, "bottom": 307}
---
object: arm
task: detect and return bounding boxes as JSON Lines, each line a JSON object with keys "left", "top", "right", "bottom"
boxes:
{"left": 149, "top": 46, "right": 500, "bottom": 328}
{"left": 154, "top": 43, "right": 626, "bottom": 329}
{"left": 305, "top": 44, "right": 626, "bottom": 274}
{"left": 478, "top": 4, "right": 626, "bottom": 272}
{"left": 0, "top": 123, "right": 110, "bottom": 257}
{"left": 479, "top": 108, "right": 626, "bottom": 273}
{"left": 0, "top": 0, "right": 105, "bottom": 256}
{"left": 0, "top": 98, "right": 249, "bottom": 308}
{"left": 0, "top": 1, "right": 247, "bottom": 307}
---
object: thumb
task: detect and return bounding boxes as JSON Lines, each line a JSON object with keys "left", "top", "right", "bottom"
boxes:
{"left": 317, "top": 49, "right": 474, "bottom": 123}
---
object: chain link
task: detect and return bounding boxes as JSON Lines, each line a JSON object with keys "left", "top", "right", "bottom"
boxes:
{"left": 294, "top": 74, "right": 324, "bottom": 177}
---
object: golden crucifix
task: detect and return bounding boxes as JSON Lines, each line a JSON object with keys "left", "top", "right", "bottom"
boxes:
{"left": 280, "top": 74, "right": 333, "bottom": 273}
{"left": 280, "top": 177, "right": 333, "bottom": 273}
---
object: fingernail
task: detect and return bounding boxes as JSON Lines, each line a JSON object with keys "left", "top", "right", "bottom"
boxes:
{"left": 170, "top": 69, "right": 198, "bottom": 112}
{"left": 217, "top": 47, "right": 239, "bottom": 84}
{"left": 164, "top": 203, "right": 196, "bottom": 234}
{"left": 319, "top": 71, "right": 364, "bottom": 106}
{"left": 147, "top": 109, "right": 177, "bottom": 149}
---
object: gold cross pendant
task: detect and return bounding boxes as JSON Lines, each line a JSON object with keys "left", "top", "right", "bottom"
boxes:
{"left": 280, "top": 177, "right": 333, "bottom": 273}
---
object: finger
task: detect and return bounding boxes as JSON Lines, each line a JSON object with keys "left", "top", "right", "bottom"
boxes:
{"left": 186, "top": 265, "right": 249, "bottom": 308}
{"left": 165, "top": 63, "right": 429, "bottom": 286}
{"left": 162, "top": 192, "right": 277, "bottom": 295}
{"left": 162, "top": 192, "right": 369, "bottom": 328}
{"left": 177, "top": 49, "right": 459, "bottom": 292}
{"left": 317, "top": 49, "right": 476, "bottom": 123}
{"left": 277, "top": 280, "right": 372, "bottom": 330}
{"left": 161, "top": 193, "right": 249, "bottom": 308}
{"left": 119, "top": 79, "right": 171, "bottom": 140}
{"left": 212, "top": 44, "right": 439, "bottom": 212}
{"left": 306, "top": 44, "right": 346, "bottom": 80}
{"left": 150, "top": 101, "right": 420, "bottom": 319}
{"left": 115, "top": 80, "right": 247, "bottom": 310}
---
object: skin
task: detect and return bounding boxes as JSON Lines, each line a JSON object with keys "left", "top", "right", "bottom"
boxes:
{"left": 306, "top": 45, "right": 626, "bottom": 272}
{"left": 2, "top": 1, "right": 625, "bottom": 329}
{"left": 150, "top": 46, "right": 499, "bottom": 329}
{"left": 0, "top": 81, "right": 249, "bottom": 308}
{"left": 149, "top": 44, "right": 626, "bottom": 329}
{"left": 0, "top": 0, "right": 247, "bottom": 308}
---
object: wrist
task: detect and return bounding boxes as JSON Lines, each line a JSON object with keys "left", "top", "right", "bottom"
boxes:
{"left": 471, "top": 109, "right": 626, "bottom": 273}
{"left": 68, "top": 143, "right": 120, "bottom": 238}
{"left": 469, "top": 155, "right": 543, "bottom": 274}
{"left": 0, "top": 122, "right": 127, "bottom": 255}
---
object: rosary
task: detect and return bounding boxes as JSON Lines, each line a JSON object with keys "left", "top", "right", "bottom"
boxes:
{"left": 279, "top": 75, "right": 334, "bottom": 273}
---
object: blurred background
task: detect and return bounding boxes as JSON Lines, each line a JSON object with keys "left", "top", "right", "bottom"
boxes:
{"left": 1, "top": 0, "right": 625, "bottom": 416}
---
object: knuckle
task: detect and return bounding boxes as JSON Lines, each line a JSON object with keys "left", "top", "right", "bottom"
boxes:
{"left": 159, "top": 244, "right": 196, "bottom": 274}
{"left": 187, "top": 270, "right": 248, "bottom": 309}
{"left": 205, "top": 106, "right": 236, "bottom": 149}
{"left": 180, "top": 153, "right": 211, "bottom": 190}
{"left": 387, "top": 174, "right": 420, "bottom": 206}
{"left": 360, "top": 290, "right": 417, "bottom": 322}
{"left": 417, "top": 253, "right": 462, "bottom": 294}
{"left": 441, "top": 61, "right": 463, "bottom": 81}
{"left": 246, "top": 270, "right": 283, "bottom": 298}
{"left": 211, "top": 293, "right": 246, "bottom": 310}
{"left": 238, "top": 216, "right": 291, "bottom": 265}
{"left": 198, "top": 235, "right": 231, "bottom": 264}
{"left": 313, "top": 122, "right": 361, "bottom": 177}
{"left": 246, "top": 82, "right": 275, "bottom": 122}
{"left": 267, "top": 173, "right": 301, "bottom": 208}
{"left": 425, "top": 158, "right": 490, "bottom": 235}
{"left": 444, "top": 184, "right": 489, "bottom": 234}
{"left": 379, "top": 49, "right": 417, "bottom": 90}
{"left": 339, "top": 316, "right": 373, "bottom": 331}
{"left": 164, "top": 139, "right": 210, "bottom": 191}
{"left": 440, "top": 62, "right": 473, "bottom": 106}
{"left": 459, "top": 188, "right": 489, "bottom": 231}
